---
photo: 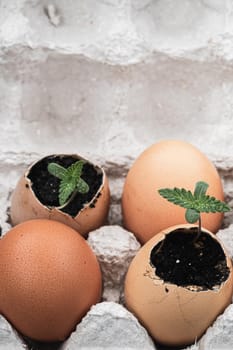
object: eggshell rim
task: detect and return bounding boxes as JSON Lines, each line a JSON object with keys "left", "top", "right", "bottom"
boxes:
{"left": 146, "top": 223, "right": 233, "bottom": 293}
{"left": 24, "top": 153, "right": 107, "bottom": 217}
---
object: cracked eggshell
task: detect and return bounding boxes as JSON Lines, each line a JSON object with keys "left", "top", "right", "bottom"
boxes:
{"left": 10, "top": 154, "right": 110, "bottom": 237}
{"left": 0, "top": 219, "right": 102, "bottom": 342}
{"left": 122, "top": 140, "right": 224, "bottom": 243}
{"left": 124, "top": 224, "right": 233, "bottom": 347}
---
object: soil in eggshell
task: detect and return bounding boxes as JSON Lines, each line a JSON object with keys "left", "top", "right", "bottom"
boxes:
{"left": 150, "top": 227, "right": 230, "bottom": 290}
{"left": 28, "top": 155, "right": 103, "bottom": 217}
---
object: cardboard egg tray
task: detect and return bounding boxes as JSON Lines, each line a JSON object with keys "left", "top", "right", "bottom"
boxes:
{"left": 1, "top": 1, "right": 233, "bottom": 349}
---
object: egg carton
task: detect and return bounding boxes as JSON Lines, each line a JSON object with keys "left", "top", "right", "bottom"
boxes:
{"left": 2, "top": 0, "right": 233, "bottom": 349}
{"left": 0, "top": 158, "right": 233, "bottom": 350}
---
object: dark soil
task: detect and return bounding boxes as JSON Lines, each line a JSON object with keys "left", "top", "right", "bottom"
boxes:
{"left": 28, "top": 155, "right": 103, "bottom": 217}
{"left": 150, "top": 227, "right": 230, "bottom": 290}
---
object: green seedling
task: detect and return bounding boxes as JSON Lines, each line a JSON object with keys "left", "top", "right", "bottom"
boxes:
{"left": 158, "top": 181, "right": 231, "bottom": 240}
{"left": 47, "top": 160, "right": 89, "bottom": 206}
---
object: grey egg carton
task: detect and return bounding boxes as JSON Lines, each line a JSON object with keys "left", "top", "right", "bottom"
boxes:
{"left": 1, "top": 0, "right": 233, "bottom": 349}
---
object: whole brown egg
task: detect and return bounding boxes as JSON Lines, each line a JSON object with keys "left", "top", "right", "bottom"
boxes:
{"left": 0, "top": 219, "right": 102, "bottom": 342}
{"left": 122, "top": 140, "right": 225, "bottom": 243}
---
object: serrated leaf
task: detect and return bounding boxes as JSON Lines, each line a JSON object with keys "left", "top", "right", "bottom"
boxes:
{"left": 158, "top": 188, "right": 195, "bottom": 209}
{"left": 66, "top": 160, "right": 85, "bottom": 182}
{"left": 185, "top": 208, "right": 200, "bottom": 223}
{"left": 47, "top": 163, "right": 67, "bottom": 180}
{"left": 59, "top": 178, "right": 76, "bottom": 206}
{"left": 48, "top": 159, "right": 89, "bottom": 206}
{"left": 158, "top": 185, "right": 231, "bottom": 214}
{"left": 197, "top": 195, "right": 231, "bottom": 213}
{"left": 76, "top": 178, "right": 89, "bottom": 194}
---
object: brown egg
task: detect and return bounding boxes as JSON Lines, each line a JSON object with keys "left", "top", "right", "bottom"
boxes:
{"left": 122, "top": 140, "right": 224, "bottom": 243}
{"left": 124, "top": 224, "right": 233, "bottom": 347}
{"left": 10, "top": 154, "right": 110, "bottom": 237}
{"left": 0, "top": 219, "right": 102, "bottom": 342}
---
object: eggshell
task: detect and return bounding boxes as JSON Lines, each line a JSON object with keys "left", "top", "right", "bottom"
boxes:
{"left": 0, "top": 219, "right": 102, "bottom": 342}
{"left": 10, "top": 154, "right": 110, "bottom": 237}
{"left": 124, "top": 224, "right": 233, "bottom": 347}
{"left": 122, "top": 140, "right": 225, "bottom": 243}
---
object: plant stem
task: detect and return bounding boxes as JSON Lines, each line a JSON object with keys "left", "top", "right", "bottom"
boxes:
{"left": 192, "top": 216, "right": 202, "bottom": 245}
{"left": 196, "top": 216, "right": 201, "bottom": 242}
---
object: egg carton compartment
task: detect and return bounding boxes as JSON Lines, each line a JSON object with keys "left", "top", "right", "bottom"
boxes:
{"left": 1, "top": 0, "right": 233, "bottom": 349}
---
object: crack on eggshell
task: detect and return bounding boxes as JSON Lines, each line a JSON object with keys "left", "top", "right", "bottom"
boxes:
{"left": 141, "top": 293, "right": 169, "bottom": 306}
{"left": 175, "top": 290, "right": 199, "bottom": 307}
{"left": 175, "top": 288, "right": 197, "bottom": 330}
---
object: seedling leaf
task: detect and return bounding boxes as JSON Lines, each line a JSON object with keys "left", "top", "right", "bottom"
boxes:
{"left": 185, "top": 208, "right": 200, "bottom": 224}
{"left": 158, "top": 188, "right": 195, "bottom": 210}
{"left": 76, "top": 178, "right": 89, "bottom": 194}
{"left": 47, "top": 163, "right": 67, "bottom": 180}
{"left": 59, "top": 178, "right": 76, "bottom": 206}
{"left": 158, "top": 181, "right": 231, "bottom": 239}
{"left": 47, "top": 159, "right": 89, "bottom": 206}
{"left": 158, "top": 183, "right": 230, "bottom": 214}
{"left": 66, "top": 160, "right": 86, "bottom": 181}
{"left": 194, "top": 181, "right": 208, "bottom": 199}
